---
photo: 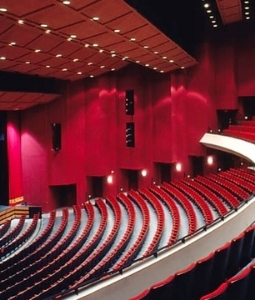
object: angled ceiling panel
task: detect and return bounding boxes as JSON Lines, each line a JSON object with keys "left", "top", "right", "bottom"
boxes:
{"left": 216, "top": 0, "right": 243, "bottom": 24}
{"left": 0, "top": 0, "right": 199, "bottom": 109}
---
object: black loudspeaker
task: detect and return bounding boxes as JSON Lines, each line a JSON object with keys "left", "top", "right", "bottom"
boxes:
{"left": 126, "top": 122, "right": 135, "bottom": 147}
{"left": 125, "top": 90, "right": 134, "bottom": 115}
{"left": 52, "top": 123, "right": 61, "bottom": 151}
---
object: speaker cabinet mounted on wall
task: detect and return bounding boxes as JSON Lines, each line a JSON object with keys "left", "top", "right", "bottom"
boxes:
{"left": 125, "top": 90, "right": 134, "bottom": 115}
{"left": 126, "top": 122, "right": 135, "bottom": 147}
{"left": 52, "top": 123, "right": 61, "bottom": 151}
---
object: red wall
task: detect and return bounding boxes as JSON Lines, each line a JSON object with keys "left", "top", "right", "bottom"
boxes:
{"left": 14, "top": 27, "right": 255, "bottom": 211}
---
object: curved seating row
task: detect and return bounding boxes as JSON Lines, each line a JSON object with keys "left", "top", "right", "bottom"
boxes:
{"left": 171, "top": 180, "right": 214, "bottom": 226}
{"left": 149, "top": 185, "right": 180, "bottom": 245}
{"left": 138, "top": 187, "right": 165, "bottom": 257}
{"left": 161, "top": 182, "right": 198, "bottom": 234}
{"left": 195, "top": 175, "right": 240, "bottom": 208}
{"left": 219, "top": 170, "right": 255, "bottom": 194}
{"left": 0, "top": 219, "right": 11, "bottom": 238}
{"left": 129, "top": 221, "right": 255, "bottom": 300}
{"left": 1, "top": 167, "right": 255, "bottom": 299}
{"left": 0, "top": 215, "right": 26, "bottom": 248}
{"left": 207, "top": 173, "right": 250, "bottom": 201}
{"left": 181, "top": 178, "right": 229, "bottom": 217}
{"left": 0, "top": 213, "right": 39, "bottom": 259}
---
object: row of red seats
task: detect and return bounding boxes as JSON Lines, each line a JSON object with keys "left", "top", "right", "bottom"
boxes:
{"left": 138, "top": 187, "right": 165, "bottom": 257}
{"left": 0, "top": 208, "right": 70, "bottom": 299}
{"left": 223, "top": 128, "right": 255, "bottom": 143}
{"left": 162, "top": 182, "right": 198, "bottom": 235}
{"left": 129, "top": 222, "right": 255, "bottom": 300}
{"left": 1, "top": 213, "right": 39, "bottom": 259}
{"left": 149, "top": 185, "right": 180, "bottom": 245}
{"left": 219, "top": 169, "right": 255, "bottom": 194}
{"left": 0, "top": 219, "right": 11, "bottom": 238}
{"left": 181, "top": 178, "right": 229, "bottom": 218}
{"left": 112, "top": 190, "right": 150, "bottom": 270}
{"left": 27, "top": 200, "right": 109, "bottom": 300}
{"left": 195, "top": 175, "right": 240, "bottom": 209}
{"left": 70, "top": 197, "right": 121, "bottom": 289}
{"left": 171, "top": 180, "right": 214, "bottom": 226}
{"left": 0, "top": 215, "right": 26, "bottom": 248}
{"left": 207, "top": 173, "right": 250, "bottom": 201}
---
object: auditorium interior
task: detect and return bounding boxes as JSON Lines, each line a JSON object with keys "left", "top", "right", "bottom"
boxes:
{"left": 1, "top": 0, "right": 255, "bottom": 299}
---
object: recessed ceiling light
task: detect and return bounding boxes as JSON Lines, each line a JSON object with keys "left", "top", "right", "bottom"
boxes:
{"left": 114, "top": 29, "right": 120, "bottom": 33}
{"left": 99, "top": 49, "right": 104, "bottom": 53}
{"left": 92, "top": 17, "right": 99, "bottom": 21}
{"left": 9, "top": 42, "right": 16, "bottom": 46}
{"left": 18, "top": 20, "right": 24, "bottom": 24}
{"left": 213, "top": 24, "right": 218, "bottom": 27}
{"left": 73, "top": 58, "right": 79, "bottom": 62}
{"left": 111, "top": 68, "right": 115, "bottom": 71}
{"left": 169, "top": 60, "right": 174, "bottom": 63}
{"left": 160, "top": 70, "right": 164, "bottom": 73}
{"left": 153, "top": 67, "right": 158, "bottom": 70}
{"left": 111, "top": 53, "right": 116, "bottom": 57}
{"left": 63, "top": 1, "right": 71, "bottom": 5}
{"left": 181, "top": 66, "right": 185, "bottom": 69}
{"left": 145, "top": 64, "right": 150, "bottom": 67}
{"left": 70, "top": 34, "right": 76, "bottom": 38}
{"left": 25, "top": 61, "right": 30, "bottom": 64}
{"left": 0, "top": 56, "right": 6, "bottom": 60}
{"left": 62, "top": 68, "right": 67, "bottom": 71}
{"left": 246, "top": 16, "right": 250, "bottom": 19}
{"left": 245, "top": 11, "right": 250, "bottom": 15}
{"left": 207, "top": 10, "right": 212, "bottom": 13}
{"left": 100, "top": 66, "right": 105, "bottom": 69}
{"left": 90, "top": 75, "right": 94, "bottom": 78}
{"left": 77, "top": 71, "right": 82, "bottom": 75}
{"left": 143, "top": 45, "right": 149, "bottom": 49}
{"left": 163, "top": 56, "right": 167, "bottom": 59}
{"left": 0, "top": 8, "right": 7, "bottom": 12}
{"left": 154, "top": 51, "right": 159, "bottom": 54}
{"left": 41, "top": 24, "right": 48, "bottom": 28}
{"left": 56, "top": 54, "right": 62, "bottom": 57}
{"left": 130, "top": 38, "right": 136, "bottom": 41}
{"left": 136, "top": 60, "right": 140, "bottom": 63}
{"left": 35, "top": 49, "right": 41, "bottom": 53}
{"left": 88, "top": 62, "right": 93, "bottom": 65}
{"left": 46, "top": 65, "right": 50, "bottom": 68}
{"left": 245, "top": 6, "right": 250, "bottom": 10}
{"left": 84, "top": 44, "right": 90, "bottom": 48}
{"left": 92, "top": 43, "right": 98, "bottom": 47}
{"left": 45, "top": 29, "right": 51, "bottom": 34}
{"left": 204, "top": 3, "right": 210, "bottom": 8}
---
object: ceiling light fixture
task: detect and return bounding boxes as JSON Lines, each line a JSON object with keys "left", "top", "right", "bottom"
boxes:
{"left": 63, "top": 1, "right": 71, "bottom": 5}
{"left": 0, "top": 8, "right": 7, "bottom": 12}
